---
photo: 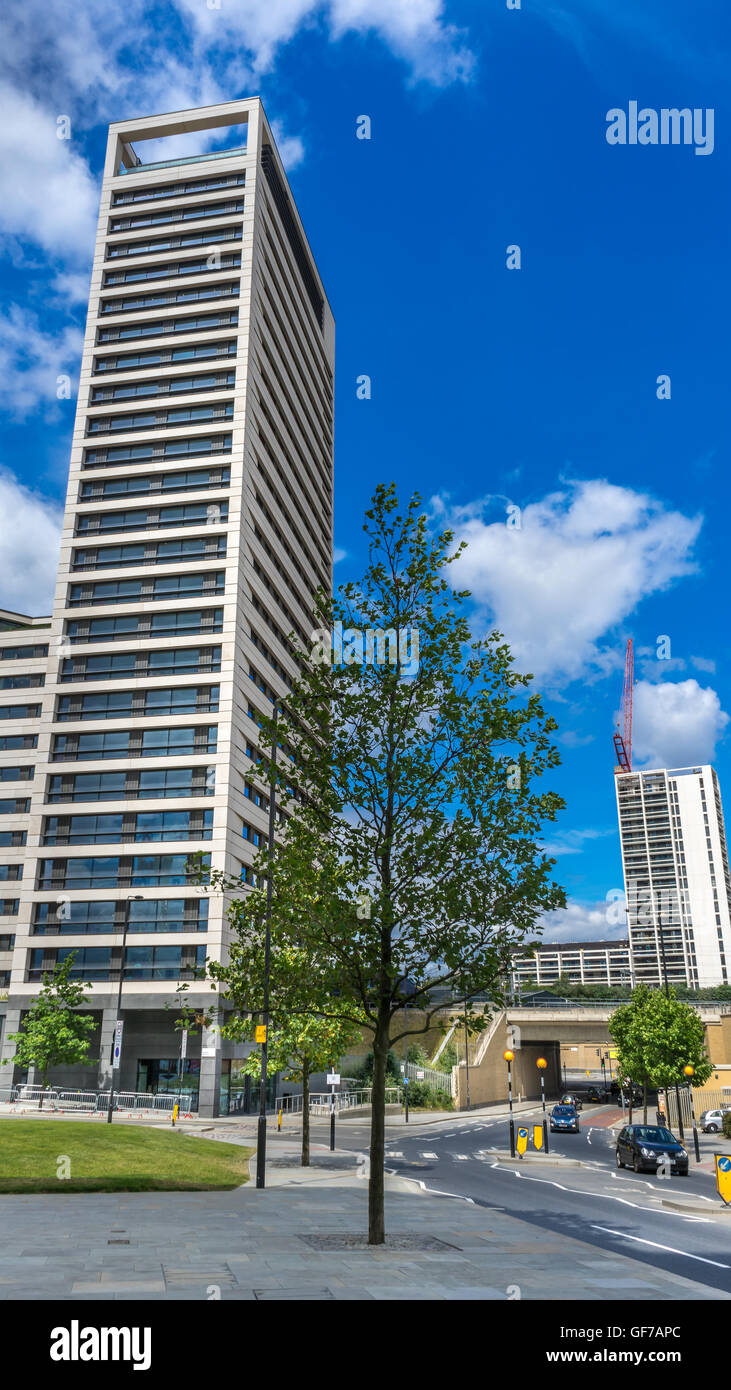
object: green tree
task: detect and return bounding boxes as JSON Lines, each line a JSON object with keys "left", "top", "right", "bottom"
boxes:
{"left": 610, "top": 985, "right": 712, "bottom": 1123}
{"left": 2, "top": 954, "right": 96, "bottom": 1089}
{"left": 215, "top": 484, "right": 565, "bottom": 1243}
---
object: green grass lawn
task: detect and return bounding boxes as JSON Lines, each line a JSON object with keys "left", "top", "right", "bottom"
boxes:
{"left": 0, "top": 1119, "right": 253, "bottom": 1193}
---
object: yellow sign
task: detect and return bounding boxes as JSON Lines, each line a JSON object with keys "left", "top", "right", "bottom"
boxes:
{"left": 255, "top": 1024, "right": 267, "bottom": 1044}
{"left": 533, "top": 1124, "right": 543, "bottom": 1151}
{"left": 517, "top": 1126, "right": 528, "bottom": 1156}
{"left": 715, "top": 1154, "right": 731, "bottom": 1206}
{"left": 172, "top": 1103, "right": 179, "bottom": 1125}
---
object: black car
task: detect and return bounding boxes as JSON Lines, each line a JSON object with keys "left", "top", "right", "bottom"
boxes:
{"left": 615, "top": 1124, "right": 688, "bottom": 1175}
{"left": 586, "top": 1087, "right": 604, "bottom": 1102}
{"left": 550, "top": 1104, "right": 580, "bottom": 1133}
{"left": 561, "top": 1092, "right": 583, "bottom": 1111}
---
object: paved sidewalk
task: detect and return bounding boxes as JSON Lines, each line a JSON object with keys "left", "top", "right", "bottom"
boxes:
{"left": 0, "top": 1168, "right": 727, "bottom": 1301}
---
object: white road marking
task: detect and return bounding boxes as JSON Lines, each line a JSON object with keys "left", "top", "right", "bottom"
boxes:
{"left": 421, "top": 1152, "right": 438, "bottom": 1159}
{"left": 591, "top": 1225, "right": 731, "bottom": 1270}
{"left": 453, "top": 1154, "right": 470, "bottom": 1161}
{"left": 387, "top": 1152, "right": 404, "bottom": 1159}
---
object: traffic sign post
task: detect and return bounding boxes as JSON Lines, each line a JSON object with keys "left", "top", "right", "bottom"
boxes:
{"left": 533, "top": 1124, "right": 543, "bottom": 1151}
{"left": 715, "top": 1154, "right": 731, "bottom": 1205}
{"left": 684, "top": 1065, "right": 701, "bottom": 1163}
{"left": 516, "top": 1127, "right": 528, "bottom": 1158}
{"left": 327, "top": 1072, "right": 340, "bottom": 1151}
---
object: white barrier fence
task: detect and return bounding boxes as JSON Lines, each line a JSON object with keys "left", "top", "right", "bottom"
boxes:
{"left": 276, "top": 1087, "right": 401, "bottom": 1115}
{"left": 0, "top": 1084, "right": 190, "bottom": 1115}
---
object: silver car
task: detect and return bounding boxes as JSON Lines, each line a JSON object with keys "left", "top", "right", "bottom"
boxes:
{"left": 700, "top": 1108, "right": 726, "bottom": 1133}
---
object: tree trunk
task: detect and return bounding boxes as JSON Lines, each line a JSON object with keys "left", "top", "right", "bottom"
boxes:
{"left": 642, "top": 1080, "right": 648, "bottom": 1126}
{"left": 628, "top": 1086, "right": 633, "bottom": 1125}
{"left": 301, "top": 1058, "right": 310, "bottom": 1167}
{"left": 368, "top": 1009, "right": 390, "bottom": 1245}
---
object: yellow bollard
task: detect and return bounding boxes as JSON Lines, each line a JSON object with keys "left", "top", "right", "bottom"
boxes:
{"left": 278, "top": 1107, "right": 282, "bottom": 1131}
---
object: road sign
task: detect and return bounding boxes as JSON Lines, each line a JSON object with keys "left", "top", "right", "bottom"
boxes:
{"left": 180, "top": 1030, "right": 188, "bottom": 1059}
{"left": 326, "top": 1073, "right": 340, "bottom": 1086}
{"left": 509, "top": 1025, "right": 521, "bottom": 1050}
{"left": 715, "top": 1154, "right": 731, "bottom": 1205}
{"left": 533, "top": 1125, "right": 543, "bottom": 1151}
{"left": 517, "top": 1126, "right": 528, "bottom": 1156}
{"left": 255, "top": 1024, "right": 267, "bottom": 1044}
{"left": 112, "top": 1020, "right": 123, "bottom": 1071}
{"left": 416, "top": 1070, "right": 425, "bottom": 1079}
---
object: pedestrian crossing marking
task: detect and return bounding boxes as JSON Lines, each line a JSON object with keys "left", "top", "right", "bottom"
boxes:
{"left": 420, "top": 1151, "right": 438, "bottom": 1159}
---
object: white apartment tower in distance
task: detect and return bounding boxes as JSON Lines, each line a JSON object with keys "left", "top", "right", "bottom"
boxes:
{"left": 616, "top": 765, "right": 731, "bottom": 990}
{"left": 0, "top": 100, "right": 334, "bottom": 1117}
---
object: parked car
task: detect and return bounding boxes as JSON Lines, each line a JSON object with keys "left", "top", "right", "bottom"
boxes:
{"left": 561, "top": 1092, "right": 583, "bottom": 1111}
{"left": 550, "top": 1104, "right": 580, "bottom": 1133}
{"left": 586, "top": 1087, "right": 606, "bottom": 1102}
{"left": 615, "top": 1124, "right": 688, "bottom": 1175}
{"left": 700, "top": 1109, "right": 726, "bottom": 1133}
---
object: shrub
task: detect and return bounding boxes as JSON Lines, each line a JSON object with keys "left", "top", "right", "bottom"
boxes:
{"left": 405, "top": 1081, "right": 453, "bottom": 1110}
{"left": 722, "top": 1111, "right": 731, "bottom": 1140}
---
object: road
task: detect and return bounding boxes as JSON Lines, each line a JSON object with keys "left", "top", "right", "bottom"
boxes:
{"left": 310, "top": 1098, "right": 731, "bottom": 1296}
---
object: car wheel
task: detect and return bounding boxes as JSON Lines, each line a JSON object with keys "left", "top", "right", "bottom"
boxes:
{"left": 633, "top": 1155, "right": 640, "bottom": 1173}
{"left": 616, "top": 1150, "right": 623, "bottom": 1168}
{"left": 708, "top": 1124, "right": 719, "bottom": 1133}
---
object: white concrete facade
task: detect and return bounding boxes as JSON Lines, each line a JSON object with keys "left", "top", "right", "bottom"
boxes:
{"left": 616, "top": 765, "right": 731, "bottom": 989}
{"left": 0, "top": 100, "right": 334, "bottom": 1115}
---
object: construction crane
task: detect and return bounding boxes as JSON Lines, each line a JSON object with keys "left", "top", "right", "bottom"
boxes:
{"left": 613, "top": 638, "right": 634, "bottom": 773}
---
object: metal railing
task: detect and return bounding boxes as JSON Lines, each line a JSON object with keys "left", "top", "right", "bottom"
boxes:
{"left": 404, "top": 1061, "right": 453, "bottom": 1094}
{"left": 0, "top": 1085, "right": 192, "bottom": 1114}
{"left": 275, "top": 1087, "right": 401, "bottom": 1115}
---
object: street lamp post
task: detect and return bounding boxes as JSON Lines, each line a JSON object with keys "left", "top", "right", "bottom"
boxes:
{"left": 256, "top": 700, "right": 279, "bottom": 1191}
{"left": 504, "top": 1049, "right": 516, "bottom": 1157}
{"left": 403, "top": 1002, "right": 409, "bottom": 1124}
{"left": 537, "top": 1056, "right": 549, "bottom": 1154}
{"left": 463, "top": 998, "right": 471, "bottom": 1113}
{"left": 107, "top": 895, "right": 143, "bottom": 1124}
{"left": 683, "top": 1065, "right": 701, "bottom": 1163}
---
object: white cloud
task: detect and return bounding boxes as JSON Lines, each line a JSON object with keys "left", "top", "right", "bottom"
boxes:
{"left": 0, "top": 470, "right": 62, "bottom": 614}
{"left": 541, "top": 827, "right": 615, "bottom": 858}
{"left": 0, "top": 81, "right": 99, "bottom": 263}
{"left": 632, "top": 678, "right": 729, "bottom": 769}
{"left": 536, "top": 898, "right": 627, "bottom": 946}
{"left": 437, "top": 480, "right": 702, "bottom": 685}
{"left": 0, "top": 307, "right": 83, "bottom": 421}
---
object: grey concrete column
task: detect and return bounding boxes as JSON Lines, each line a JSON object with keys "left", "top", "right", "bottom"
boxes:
{"left": 198, "top": 1019, "right": 221, "bottom": 1118}
{"left": 97, "top": 1007, "right": 117, "bottom": 1092}
{"left": 0, "top": 1009, "right": 22, "bottom": 1085}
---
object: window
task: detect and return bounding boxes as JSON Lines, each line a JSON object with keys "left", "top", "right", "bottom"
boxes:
{"left": 33, "top": 897, "right": 208, "bottom": 934}
{"left": 94, "top": 340, "right": 237, "bottom": 372}
{"left": 106, "top": 225, "right": 242, "bottom": 260}
{"left": 43, "top": 809, "right": 214, "bottom": 845}
{"left": 66, "top": 609, "right": 224, "bottom": 643}
{"left": 79, "top": 466, "right": 230, "bottom": 500}
{"left": 96, "top": 312, "right": 239, "bottom": 344}
{"left": 0, "top": 644, "right": 49, "bottom": 660}
{"left": 0, "top": 735, "right": 37, "bottom": 750}
{"left": 0, "top": 673, "right": 44, "bottom": 689}
{"left": 0, "top": 766, "right": 33, "bottom": 781}
{"left": 60, "top": 646, "right": 221, "bottom": 681}
{"left": 103, "top": 257, "right": 241, "bottom": 286}
{"left": 83, "top": 434, "right": 232, "bottom": 468}
{"left": 76, "top": 501, "right": 229, "bottom": 536}
{"left": 72, "top": 537, "right": 226, "bottom": 570}
{"left": 109, "top": 200, "right": 244, "bottom": 232}
{"left": 56, "top": 686, "right": 219, "bottom": 720}
{"left": 0, "top": 798, "right": 30, "bottom": 814}
{"left": 0, "top": 865, "right": 22, "bottom": 880}
{"left": 47, "top": 767, "right": 214, "bottom": 802}
{"left": 52, "top": 726, "right": 217, "bottom": 761}
{"left": 111, "top": 172, "right": 244, "bottom": 206}
{"left": 0, "top": 705, "right": 41, "bottom": 720}
{"left": 0, "top": 932, "right": 16, "bottom": 946}
{"left": 90, "top": 371, "right": 235, "bottom": 402}
{"left": 68, "top": 572, "right": 224, "bottom": 605}
{"left": 99, "top": 285, "right": 238, "bottom": 316}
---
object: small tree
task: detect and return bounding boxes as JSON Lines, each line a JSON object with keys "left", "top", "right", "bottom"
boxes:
{"left": 610, "top": 985, "right": 712, "bottom": 1124}
{"left": 215, "top": 484, "right": 565, "bottom": 1243}
{"left": 2, "top": 954, "right": 96, "bottom": 1089}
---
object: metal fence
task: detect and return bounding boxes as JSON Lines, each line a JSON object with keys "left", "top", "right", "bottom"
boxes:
{"left": 665, "top": 1086, "right": 731, "bottom": 1130}
{"left": 275, "top": 1087, "right": 401, "bottom": 1115}
{"left": 404, "top": 1061, "right": 453, "bottom": 1095}
{"left": 0, "top": 1084, "right": 191, "bottom": 1115}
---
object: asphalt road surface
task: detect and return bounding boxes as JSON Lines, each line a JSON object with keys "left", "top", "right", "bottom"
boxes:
{"left": 310, "top": 1100, "right": 731, "bottom": 1295}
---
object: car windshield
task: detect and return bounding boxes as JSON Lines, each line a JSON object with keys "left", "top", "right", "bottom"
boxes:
{"left": 553, "top": 1106, "right": 574, "bottom": 1116}
{"left": 633, "top": 1126, "right": 674, "bottom": 1144}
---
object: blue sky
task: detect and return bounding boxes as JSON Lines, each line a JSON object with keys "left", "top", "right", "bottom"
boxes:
{"left": 1, "top": 0, "right": 729, "bottom": 943}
